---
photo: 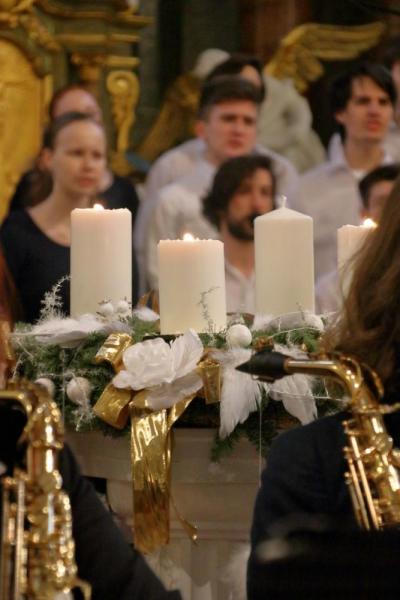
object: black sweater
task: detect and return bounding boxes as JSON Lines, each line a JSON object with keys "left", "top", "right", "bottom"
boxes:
{"left": 0, "top": 210, "right": 139, "bottom": 323}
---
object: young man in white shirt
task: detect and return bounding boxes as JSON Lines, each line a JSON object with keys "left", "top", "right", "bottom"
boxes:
{"left": 203, "top": 154, "right": 276, "bottom": 314}
{"left": 294, "top": 63, "right": 396, "bottom": 284}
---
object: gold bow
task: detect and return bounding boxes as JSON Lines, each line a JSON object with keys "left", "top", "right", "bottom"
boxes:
{"left": 92, "top": 332, "right": 220, "bottom": 553}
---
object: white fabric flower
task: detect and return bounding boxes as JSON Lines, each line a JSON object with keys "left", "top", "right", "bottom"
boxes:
{"left": 113, "top": 329, "right": 203, "bottom": 394}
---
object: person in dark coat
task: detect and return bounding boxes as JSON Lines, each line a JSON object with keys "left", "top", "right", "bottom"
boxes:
{"left": 247, "top": 172, "right": 400, "bottom": 598}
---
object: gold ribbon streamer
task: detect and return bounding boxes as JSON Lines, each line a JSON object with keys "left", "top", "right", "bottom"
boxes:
{"left": 93, "top": 332, "right": 199, "bottom": 554}
{"left": 130, "top": 391, "right": 197, "bottom": 554}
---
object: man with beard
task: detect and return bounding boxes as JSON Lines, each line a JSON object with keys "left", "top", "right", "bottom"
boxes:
{"left": 203, "top": 154, "right": 275, "bottom": 313}
{"left": 144, "top": 76, "right": 293, "bottom": 291}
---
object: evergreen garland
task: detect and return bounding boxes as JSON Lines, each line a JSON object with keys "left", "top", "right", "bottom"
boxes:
{"left": 12, "top": 314, "right": 339, "bottom": 459}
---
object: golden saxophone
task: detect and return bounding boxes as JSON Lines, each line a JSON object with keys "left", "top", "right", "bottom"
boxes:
{"left": 237, "top": 350, "right": 400, "bottom": 530}
{"left": 0, "top": 379, "right": 91, "bottom": 600}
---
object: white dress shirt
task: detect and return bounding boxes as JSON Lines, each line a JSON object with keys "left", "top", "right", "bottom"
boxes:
{"left": 225, "top": 261, "right": 255, "bottom": 314}
{"left": 293, "top": 139, "right": 392, "bottom": 282}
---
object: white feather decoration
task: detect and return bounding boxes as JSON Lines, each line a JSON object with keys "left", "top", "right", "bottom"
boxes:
{"left": 17, "top": 313, "right": 130, "bottom": 348}
{"left": 212, "top": 348, "right": 266, "bottom": 438}
{"left": 269, "top": 344, "right": 317, "bottom": 424}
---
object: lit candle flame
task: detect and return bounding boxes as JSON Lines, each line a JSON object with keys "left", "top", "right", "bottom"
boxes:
{"left": 183, "top": 233, "right": 195, "bottom": 241}
{"left": 362, "top": 218, "right": 377, "bottom": 229}
{"left": 93, "top": 203, "right": 104, "bottom": 211}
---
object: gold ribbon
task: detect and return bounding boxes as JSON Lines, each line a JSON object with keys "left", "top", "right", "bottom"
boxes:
{"left": 93, "top": 333, "right": 133, "bottom": 429}
{"left": 130, "top": 391, "right": 197, "bottom": 553}
{"left": 197, "top": 355, "right": 221, "bottom": 404}
{"left": 92, "top": 332, "right": 200, "bottom": 553}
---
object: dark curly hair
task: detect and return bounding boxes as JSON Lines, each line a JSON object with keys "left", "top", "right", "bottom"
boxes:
{"left": 203, "top": 154, "right": 275, "bottom": 228}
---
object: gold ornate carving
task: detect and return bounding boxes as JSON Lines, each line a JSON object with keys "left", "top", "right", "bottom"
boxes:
{"left": 0, "top": 0, "right": 35, "bottom": 12}
{"left": 0, "top": 39, "right": 51, "bottom": 220}
{"left": 0, "top": 0, "right": 35, "bottom": 26}
{"left": 266, "top": 21, "right": 385, "bottom": 93}
{"left": 106, "top": 54, "right": 139, "bottom": 69}
{"left": 36, "top": 0, "right": 152, "bottom": 27}
{"left": 56, "top": 32, "right": 139, "bottom": 46}
{"left": 106, "top": 69, "right": 139, "bottom": 176}
{"left": 138, "top": 73, "right": 199, "bottom": 163}
{"left": 70, "top": 53, "right": 107, "bottom": 84}
{"left": 19, "top": 14, "right": 60, "bottom": 52}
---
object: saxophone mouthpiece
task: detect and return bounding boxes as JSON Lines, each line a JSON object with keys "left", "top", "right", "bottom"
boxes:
{"left": 237, "top": 349, "right": 290, "bottom": 381}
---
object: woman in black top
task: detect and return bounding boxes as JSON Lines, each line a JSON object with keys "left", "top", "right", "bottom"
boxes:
{"left": 1, "top": 112, "right": 138, "bottom": 323}
{"left": 9, "top": 85, "right": 140, "bottom": 220}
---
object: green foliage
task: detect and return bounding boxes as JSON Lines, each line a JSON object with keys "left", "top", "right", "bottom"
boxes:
{"left": 12, "top": 316, "right": 339, "bottom": 459}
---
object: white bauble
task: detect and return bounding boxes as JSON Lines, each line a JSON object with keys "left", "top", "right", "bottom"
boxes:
{"left": 66, "top": 377, "right": 93, "bottom": 406}
{"left": 98, "top": 301, "right": 114, "bottom": 317}
{"left": 35, "top": 377, "right": 55, "bottom": 397}
{"left": 226, "top": 324, "right": 252, "bottom": 348}
{"left": 116, "top": 299, "right": 131, "bottom": 316}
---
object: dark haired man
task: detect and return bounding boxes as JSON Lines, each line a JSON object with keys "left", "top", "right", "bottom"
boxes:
{"left": 203, "top": 154, "right": 276, "bottom": 313}
{"left": 143, "top": 76, "right": 296, "bottom": 289}
{"left": 294, "top": 63, "right": 396, "bottom": 285}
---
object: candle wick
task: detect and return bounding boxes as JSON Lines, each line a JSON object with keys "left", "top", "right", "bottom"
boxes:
{"left": 278, "top": 195, "right": 287, "bottom": 209}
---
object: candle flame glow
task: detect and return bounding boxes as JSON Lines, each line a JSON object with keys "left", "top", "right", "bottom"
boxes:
{"left": 93, "top": 203, "right": 105, "bottom": 211}
{"left": 183, "top": 233, "right": 195, "bottom": 241}
{"left": 362, "top": 218, "right": 377, "bottom": 229}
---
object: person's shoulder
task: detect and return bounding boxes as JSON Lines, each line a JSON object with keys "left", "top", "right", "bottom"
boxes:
{"left": 1, "top": 209, "right": 32, "bottom": 234}
{"left": 300, "top": 160, "right": 334, "bottom": 183}
{"left": 255, "top": 145, "right": 298, "bottom": 175}
{"left": 270, "top": 413, "right": 346, "bottom": 460}
{"left": 151, "top": 138, "right": 203, "bottom": 171}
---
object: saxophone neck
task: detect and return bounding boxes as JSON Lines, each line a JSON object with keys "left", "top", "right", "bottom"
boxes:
{"left": 237, "top": 349, "right": 384, "bottom": 406}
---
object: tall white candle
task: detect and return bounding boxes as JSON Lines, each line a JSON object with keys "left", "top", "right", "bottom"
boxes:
{"left": 70, "top": 205, "right": 132, "bottom": 317}
{"left": 255, "top": 206, "right": 314, "bottom": 316}
{"left": 337, "top": 219, "right": 376, "bottom": 296}
{"left": 158, "top": 235, "right": 226, "bottom": 334}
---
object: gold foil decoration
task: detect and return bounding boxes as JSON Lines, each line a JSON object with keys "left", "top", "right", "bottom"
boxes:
{"left": 93, "top": 383, "right": 132, "bottom": 429}
{"left": 94, "top": 332, "right": 132, "bottom": 370}
{"left": 197, "top": 358, "right": 220, "bottom": 404}
{"left": 130, "top": 391, "right": 197, "bottom": 554}
{"left": 93, "top": 332, "right": 198, "bottom": 553}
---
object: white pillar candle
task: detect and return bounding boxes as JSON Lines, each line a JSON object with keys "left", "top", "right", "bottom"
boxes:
{"left": 337, "top": 218, "right": 376, "bottom": 296}
{"left": 255, "top": 206, "right": 314, "bottom": 316}
{"left": 158, "top": 235, "right": 227, "bottom": 334}
{"left": 70, "top": 205, "right": 132, "bottom": 317}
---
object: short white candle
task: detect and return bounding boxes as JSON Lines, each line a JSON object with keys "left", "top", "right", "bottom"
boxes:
{"left": 254, "top": 206, "right": 315, "bottom": 316}
{"left": 70, "top": 205, "right": 132, "bottom": 317}
{"left": 337, "top": 218, "right": 376, "bottom": 296}
{"left": 158, "top": 234, "right": 227, "bottom": 334}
